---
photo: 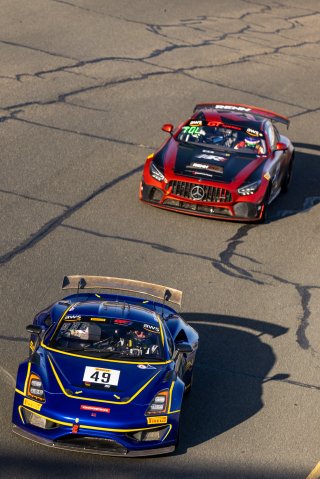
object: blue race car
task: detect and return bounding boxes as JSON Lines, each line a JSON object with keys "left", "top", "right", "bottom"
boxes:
{"left": 12, "top": 276, "right": 199, "bottom": 456}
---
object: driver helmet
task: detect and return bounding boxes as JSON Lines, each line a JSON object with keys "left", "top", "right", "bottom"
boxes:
{"left": 133, "top": 329, "right": 147, "bottom": 340}
{"left": 244, "top": 136, "right": 260, "bottom": 148}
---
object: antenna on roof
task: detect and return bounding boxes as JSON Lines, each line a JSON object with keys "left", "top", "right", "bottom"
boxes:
{"left": 161, "top": 289, "right": 172, "bottom": 318}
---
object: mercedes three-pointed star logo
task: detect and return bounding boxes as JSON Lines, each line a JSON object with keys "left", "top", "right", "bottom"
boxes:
{"left": 190, "top": 185, "right": 205, "bottom": 201}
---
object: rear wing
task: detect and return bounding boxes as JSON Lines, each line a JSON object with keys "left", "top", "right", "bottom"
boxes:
{"left": 193, "top": 102, "right": 290, "bottom": 128}
{"left": 62, "top": 275, "right": 183, "bottom": 306}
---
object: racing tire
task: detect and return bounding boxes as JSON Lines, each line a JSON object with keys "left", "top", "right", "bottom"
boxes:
{"left": 174, "top": 424, "right": 180, "bottom": 452}
{"left": 281, "top": 155, "right": 294, "bottom": 193}
{"left": 258, "top": 185, "right": 271, "bottom": 224}
{"left": 184, "top": 370, "right": 194, "bottom": 395}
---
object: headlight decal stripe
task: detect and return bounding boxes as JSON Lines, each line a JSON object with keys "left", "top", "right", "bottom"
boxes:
{"left": 162, "top": 424, "right": 172, "bottom": 441}
{"left": 168, "top": 381, "right": 174, "bottom": 413}
{"left": 23, "top": 362, "right": 31, "bottom": 396}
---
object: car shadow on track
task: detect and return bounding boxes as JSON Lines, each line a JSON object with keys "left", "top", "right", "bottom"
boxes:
{"left": 177, "top": 313, "right": 289, "bottom": 454}
{"left": 267, "top": 142, "right": 320, "bottom": 222}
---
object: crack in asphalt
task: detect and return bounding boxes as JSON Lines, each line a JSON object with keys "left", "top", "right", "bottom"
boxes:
{"left": 0, "top": 164, "right": 143, "bottom": 267}
{"left": 2, "top": 1, "right": 319, "bottom": 355}
{"left": 0, "top": 2, "right": 319, "bottom": 119}
{"left": 13, "top": 116, "right": 155, "bottom": 149}
{"left": 212, "top": 225, "right": 263, "bottom": 284}
{"left": 0, "top": 189, "right": 70, "bottom": 209}
{"left": 0, "top": 39, "right": 79, "bottom": 61}
{"left": 60, "top": 217, "right": 320, "bottom": 353}
{"left": 196, "top": 362, "right": 320, "bottom": 391}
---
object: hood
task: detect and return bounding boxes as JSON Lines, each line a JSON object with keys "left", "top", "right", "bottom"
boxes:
{"left": 47, "top": 351, "right": 169, "bottom": 404}
{"left": 164, "top": 142, "right": 261, "bottom": 183}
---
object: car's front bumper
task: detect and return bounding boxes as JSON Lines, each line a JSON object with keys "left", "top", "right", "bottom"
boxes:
{"left": 12, "top": 424, "right": 175, "bottom": 457}
{"left": 12, "top": 392, "right": 179, "bottom": 457}
{"left": 140, "top": 180, "right": 265, "bottom": 222}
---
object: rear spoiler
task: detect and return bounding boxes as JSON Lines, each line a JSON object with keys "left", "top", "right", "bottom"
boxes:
{"left": 193, "top": 102, "right": 290, "bottom": 128}
{"left": 62, "top": 275, "right": 183, "bottom": 306}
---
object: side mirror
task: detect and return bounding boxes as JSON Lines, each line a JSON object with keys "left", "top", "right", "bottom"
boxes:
{"left": 26, "top": 324, "right": 42, "bottom": 335}
{"left": 275, "top": 142, "right": 287, "bottom": 151}
{"left": 175, "top": 342, "right": 193, "bottom": 354}
{"left": 162, "top": 124, "right": 174, "bottom": 135}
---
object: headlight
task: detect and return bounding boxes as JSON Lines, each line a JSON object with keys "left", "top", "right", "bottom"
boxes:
{"left": 27, "top": 373, "right": 45, "bottom": 402}
{"left": 150, "top": 163, "right": 165, "bottom": 182}
{"left": 237, "top": 180, "right": 261, "bottom": 196}
{"left": 146, "top": 390, "right": 169, "bottom": 415}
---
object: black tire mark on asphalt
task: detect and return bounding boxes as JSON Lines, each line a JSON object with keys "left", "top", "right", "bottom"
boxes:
{"left": 0, "top": 189, "right": 70, "bottom": 209}
{"left": 197, "top": 362, "right": 320, "bottom": 391}
{"left": 61, "top": 221, "right": 320, "bottom": 352}
{"left": 0, "top": 165, "right": 143, "bottom": 267}
{"left": 13, "top": 116, "right": 155, "bottom": 149}
{"left": 212, "top": 225, "right": 263, "bottom": 284}
{"left": 1, "top": 6, "right": 319, "bottom": 116}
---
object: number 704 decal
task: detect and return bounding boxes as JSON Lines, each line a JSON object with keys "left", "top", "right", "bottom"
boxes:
{"left": 83, "top": 366, "right": 120, "bottom": 386}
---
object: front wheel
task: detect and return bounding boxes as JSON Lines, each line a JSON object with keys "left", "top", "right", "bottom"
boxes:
{"left": 258, "top": 185, "right": 271, "bottom": 223}
{"left": 281, "top": 156, "right": 294, "bottom": 193}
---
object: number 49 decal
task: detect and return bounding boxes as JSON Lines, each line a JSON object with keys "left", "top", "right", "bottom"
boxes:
{"left": 83, "top": 366, "right": 120, "bottom": 386}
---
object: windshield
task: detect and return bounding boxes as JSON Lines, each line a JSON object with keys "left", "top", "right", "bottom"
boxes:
{"left": 49, "top": 316, "right": 165, "bottom": 361}
{"left": 177, "top": 121, "right": 266, "bottom": 154}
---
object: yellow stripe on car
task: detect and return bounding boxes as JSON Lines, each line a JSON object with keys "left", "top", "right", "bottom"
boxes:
{"left": 48, "top": 356, "right": 161, "bottom": 405}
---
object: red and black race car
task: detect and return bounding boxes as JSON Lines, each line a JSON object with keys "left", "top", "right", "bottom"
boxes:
{"left": 139, "top": 103, "right": 294, "bottom": 222}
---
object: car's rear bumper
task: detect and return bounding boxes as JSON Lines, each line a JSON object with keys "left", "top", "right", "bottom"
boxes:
{"left": 12, "top": 424, "right": 175, "bottom": 457}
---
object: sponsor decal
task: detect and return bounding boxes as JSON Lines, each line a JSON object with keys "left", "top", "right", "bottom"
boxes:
{"left": 83, "top": 366, "right": 120, "bottom": 387}
{"left": 190, "top": 162, "right": 209, "bottom": 169}
{"left": 182, "top": 126, "right": 201, "bottom": 135}
{"left": 192, "top": 171, "right": 213, "bottom": 177}
{"left": 147, "top": 416, "right": 168, "bottom": 425}
{"left": 147, "top": 153, "right": 154, "bottom": 160}
{"left": 196, "top": 153, "right": 227, "bottom": 162}
{"left": 23, "top": 398, "right": 43, "bottom": 411}
{"left": 65, "top": 315, "right": 81, "bottom": 320}
{"left": 188, "top": 163, "right": 223, "bottom": 174}
{"left": 90, "top": 317, "right": 106, "bottom": 322}
{"left": 207, "top": 120, "right": 222, "bottom": 127}
{"left": 143, "top": 323, "right": 160, "bottom": 333}
{"left": 80, "top": 405, "right": 110, "bottom": 413}
{"left": 137, "top": 364, "right": 157, "bottom": 370}
{"left": 189, "top": 120, "right": 202, "bottom": 126}
{"left": 215, "top": 104, "right": 251, "bottom": 112}
{"left": 264, "top": 172, "right": 271, "bottom": 180}
{"left": 29, "top": 340, "right": 35, "bottom": 352}
{"left": 246, "top": 128, "right": 260, "bottom": 137}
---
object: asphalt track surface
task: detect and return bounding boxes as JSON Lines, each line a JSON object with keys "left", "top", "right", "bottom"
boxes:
{"left": 1, "top": 1, "right": 320, "bottom": 478}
